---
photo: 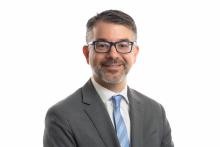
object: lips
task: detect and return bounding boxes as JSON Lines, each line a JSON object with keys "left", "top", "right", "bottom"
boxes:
{"left": 102, "top": 59, "right": 123, "bottom": 65}
{"left": 103, "top": 63, "right": 122, "bottom": 66}
{"left": 103, "top": 64, "right": 122, "bottom": 68}
{"left": 101, "top": 59, "right": 124, "bottom": 71}
{"left": 102, "top": 63, "right": 123, "bottom": 71}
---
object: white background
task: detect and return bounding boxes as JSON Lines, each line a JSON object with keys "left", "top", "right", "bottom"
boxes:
{"left": 0, "top": 0, "right": 220, "bottom": 147}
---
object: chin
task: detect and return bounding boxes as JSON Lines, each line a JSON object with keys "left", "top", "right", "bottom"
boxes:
{"left": 101, "top": 75, "right": 126, "bottom": 85}
{"left": 93, "top": 68, "right": 128, "bottom": 85}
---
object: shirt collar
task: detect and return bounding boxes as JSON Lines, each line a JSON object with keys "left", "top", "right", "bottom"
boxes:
{"left": 91, "top": 77, "right": 129, "bottom": 104}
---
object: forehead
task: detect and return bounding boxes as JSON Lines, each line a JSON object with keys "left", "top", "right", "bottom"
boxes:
{"left": 90, "top": 21, "right": 135, "bottom": 42}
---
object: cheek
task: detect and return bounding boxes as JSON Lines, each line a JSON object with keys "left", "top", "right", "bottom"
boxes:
{"left": 132, "top": 56, "right": 137, "bottom": 64}
{"left": 128, "top": 53, "right": 137, "bottom": 64}
{"left": 89, "top": 54, "right": 94, "bottom": 65}
{"left": 133, "top": 49, "right": 139, "bottom": 63}
{"left": 89, "top": 53, "right": 102, "bottom": 66}
{"left": 88, "top": 49, "right": 95, "bottom": 64}
{"left": 124, "top": 55, "right": 135, "bottom": 65}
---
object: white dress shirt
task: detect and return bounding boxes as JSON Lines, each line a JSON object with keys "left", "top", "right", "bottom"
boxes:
{"left": 91, "top": 77, "right": 130, "bottom": 141}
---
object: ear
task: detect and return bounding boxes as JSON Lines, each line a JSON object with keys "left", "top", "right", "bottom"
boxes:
{"left": 83, "top": 45, "right": 90, "bottom": 64}
{"left": 132, "top": 45, "right": 139, "bottom": 63}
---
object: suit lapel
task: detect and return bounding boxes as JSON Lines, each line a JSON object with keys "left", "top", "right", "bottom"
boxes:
{"left": 128, "top": 87, "right": 144, "bottom": 147}
{"left": 81, "top": 80, "right": 120, "bottom": 147}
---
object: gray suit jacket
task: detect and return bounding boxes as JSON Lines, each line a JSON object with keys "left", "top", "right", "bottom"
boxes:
{"left": 44, "top": 80, "right": 174, "bottom": 147}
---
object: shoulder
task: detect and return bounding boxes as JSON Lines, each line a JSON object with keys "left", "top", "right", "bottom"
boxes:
{"left": 128, "top": 87, "right": 165, "bottom": 113}
{"left": 129, "top": 88, "right": 162, "bottom": 106}
{"left": 45, "top": 87, "right": 83, "bottom": 121}
{"left": 45, "top": 79, "right": 96, "bottom": 120}
{"left": 128, "top": 88, "right": 169, "bottom": 128}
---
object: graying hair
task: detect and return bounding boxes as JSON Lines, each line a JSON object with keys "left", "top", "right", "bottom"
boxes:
{"left": 86, "top": 10, "right": 137, "bottom": 43}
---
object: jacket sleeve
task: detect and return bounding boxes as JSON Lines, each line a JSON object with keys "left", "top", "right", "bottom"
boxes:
{"left": 160, "top": 105, "right": 174, "bottom": 147}
{"left": 43, "top": 108, "right": 77, "bottom": 147}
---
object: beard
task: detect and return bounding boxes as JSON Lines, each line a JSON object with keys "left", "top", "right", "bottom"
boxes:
{"left": 92, "top": 59, "right": 129, "bottom": 84}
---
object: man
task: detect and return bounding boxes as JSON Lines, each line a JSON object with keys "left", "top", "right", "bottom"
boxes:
{"left": 43, "top": 10, "right": 174, "bottom": 147}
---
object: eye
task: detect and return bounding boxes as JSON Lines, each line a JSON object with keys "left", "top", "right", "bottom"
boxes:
{"left": 95, "top": 42, "right": 110, "bottom": 48}
{"left": 117, "top": 42, "right": 130, "bottom": 48}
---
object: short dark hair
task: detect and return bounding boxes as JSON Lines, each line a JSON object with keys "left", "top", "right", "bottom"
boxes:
{"left": 86, "top": 10, "right": 137, "bottom": 43}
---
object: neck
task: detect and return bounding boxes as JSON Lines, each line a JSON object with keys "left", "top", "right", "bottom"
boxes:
{"left": 93, "top": 77, "right": 126, "bottom": 93}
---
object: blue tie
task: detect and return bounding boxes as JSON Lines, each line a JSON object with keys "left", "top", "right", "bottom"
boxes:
{"left": 112, "top": 95, "right": 130, "bottom": 147}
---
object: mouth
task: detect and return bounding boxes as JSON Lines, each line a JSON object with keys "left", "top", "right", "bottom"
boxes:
{"left": 101, "top": 63, "right": 124, "bottom": 72}
{"left": 103, "top": 64, "right": 122, "bottom": 68}
{"left": 101, "top": 59, "right": 124, "bottom": 71}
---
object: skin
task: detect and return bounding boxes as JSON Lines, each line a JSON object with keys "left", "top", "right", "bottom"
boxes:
{"left": 83, "top": 21, "right": 139, "bottom": 92}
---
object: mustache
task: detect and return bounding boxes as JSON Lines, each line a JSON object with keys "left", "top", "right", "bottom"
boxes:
{"left": 101, "top": 59, "right": 125, "bottom": 66}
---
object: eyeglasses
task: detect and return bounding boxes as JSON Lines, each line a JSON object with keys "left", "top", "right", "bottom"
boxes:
{"left": 88, "top": 40, "right": 135, "bottom": 54}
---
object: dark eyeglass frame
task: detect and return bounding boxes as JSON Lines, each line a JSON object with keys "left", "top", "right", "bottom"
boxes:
{"left": 88, "top": 40, "right": 136, "bottom": 54}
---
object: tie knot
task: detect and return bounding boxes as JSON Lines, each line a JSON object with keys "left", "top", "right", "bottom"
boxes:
{"left": 112, "top": 95, "right": 122, "bottom": 108}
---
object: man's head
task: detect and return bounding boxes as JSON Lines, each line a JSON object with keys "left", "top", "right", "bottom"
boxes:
{"left": 86, "top": 10, "right": 137, "bottom": 43}
{"left": 83, "top": 10, "right": 139, "bottom": 92}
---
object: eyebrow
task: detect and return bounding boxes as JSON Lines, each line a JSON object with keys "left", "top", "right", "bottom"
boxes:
{"left": 95, "top": 38, "right": 131, "bottom": 42}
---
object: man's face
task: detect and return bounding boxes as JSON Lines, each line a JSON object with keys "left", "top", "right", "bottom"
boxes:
{"left": 83, "top": 21, "right": 139, "bottom": 87}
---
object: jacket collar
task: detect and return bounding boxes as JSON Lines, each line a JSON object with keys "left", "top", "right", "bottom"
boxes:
{"left": 81, "top": 79, "right": 144, "bottom": 147}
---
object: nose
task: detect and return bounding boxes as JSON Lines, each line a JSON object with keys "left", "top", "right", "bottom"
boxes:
{"left": 108, "top": 45, "right": 119, "bottom": 57}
